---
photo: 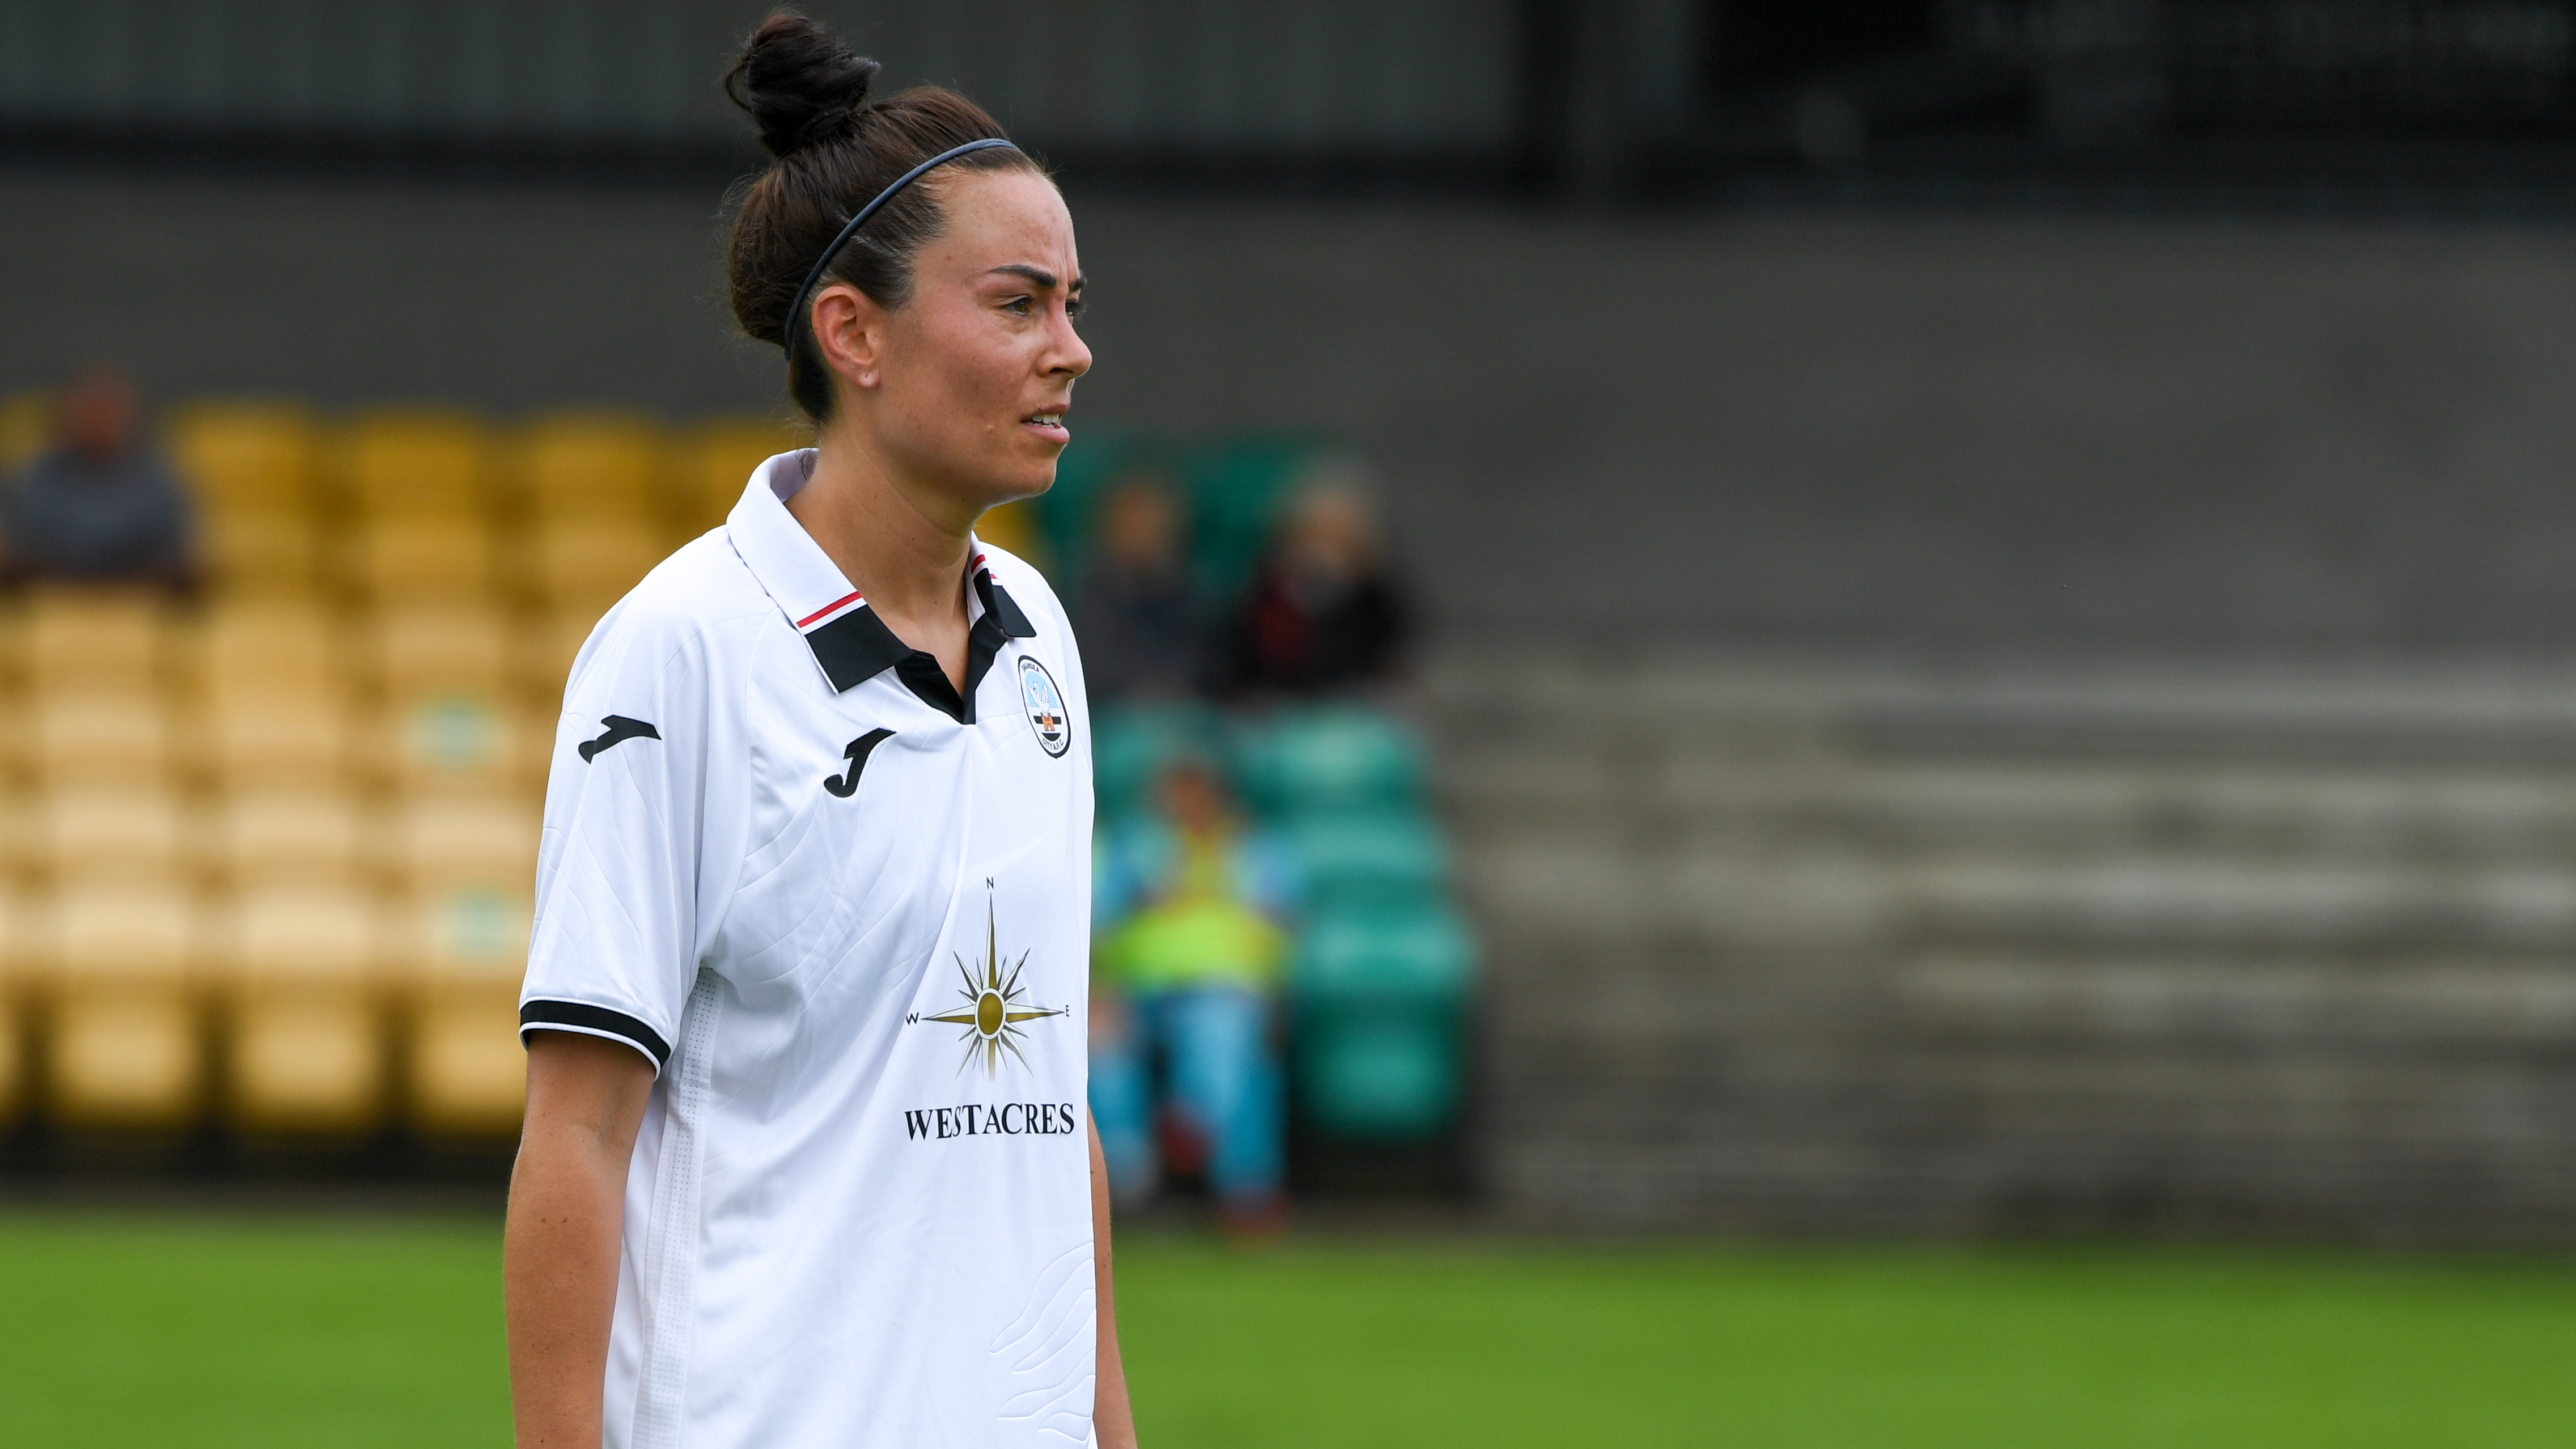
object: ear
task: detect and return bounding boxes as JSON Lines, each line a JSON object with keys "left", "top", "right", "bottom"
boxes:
{"left": 810, "top": 282, "right": 888, "bottom": 392}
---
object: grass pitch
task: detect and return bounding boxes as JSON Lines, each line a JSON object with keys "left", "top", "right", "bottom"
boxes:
{"left": 2, "top": 1212, "right": 2571, "bottom": 1447}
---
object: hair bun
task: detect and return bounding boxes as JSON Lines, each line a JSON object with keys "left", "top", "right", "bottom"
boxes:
{"left": 726, "top": 11, "right": 881, "bottom": 159}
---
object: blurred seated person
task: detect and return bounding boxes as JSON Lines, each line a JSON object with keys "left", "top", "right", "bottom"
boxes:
{"left": 1211, "top": 467, "right": 1406, "bottom": 699}
{"left": 1069, "top": 467, "right": 1202, "bottom": 704}
{"left": 1090, "top": 753, "right": 1300, "bottom": 1235}
{"left": 2, "top": 367, "right": 196, "bottom": 594}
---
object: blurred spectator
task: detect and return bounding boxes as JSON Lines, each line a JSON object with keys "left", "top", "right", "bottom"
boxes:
{"left": 1069, "top": 468, "right": 1203, "bottom": 703}
{"left": 1090, "top": 753, "right": 1299, "bottom": 1234}
{"left": 2, "top": 367, "right": 196, "bottom": 593}
{"left": 1211, "top": 470, "right": 1406, "bottom": 699}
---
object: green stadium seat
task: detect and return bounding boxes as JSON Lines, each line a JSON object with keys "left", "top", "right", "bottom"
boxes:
{"left": 1032, "top": 435, "right": 1314, "bottom": 603}
{"left": 1295, "top": 1017, "right": 1464, "bottom": 1141}
{"left": 1288, "top": 901, "right": 1474, "bottom": 1140}
{"left": 1181, "top": 438, "right": 1312, "bottom": 602}
{"left": 1090, "top": 704, "right": 1224, "bottom": 822}
{"left": 1283, "top": 807, "right": 1450, "bottom": 910}
{"left": 1232, "top": 706, "right": 1427, "bottom": 815}
{"left": 1291, "top": 900, "right": 1475, "bottom": 1009}
{"left": 1024, "top": 429, "right": 1142, "bottom": 589}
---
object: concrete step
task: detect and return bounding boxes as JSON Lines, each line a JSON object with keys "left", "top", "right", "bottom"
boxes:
{"left": 1462, "top": 841, "right": 2576, "bottom": 949}
{"left": 1442, "top": 757, "right": 2576, "bottom": 859}
{"left": 1426, "top": 650, "right": 2576, "bottom": 1239}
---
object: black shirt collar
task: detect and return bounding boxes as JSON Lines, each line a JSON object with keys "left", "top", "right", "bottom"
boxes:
{"left": 802, "top": 560, "right": 1037, "bottom": 723}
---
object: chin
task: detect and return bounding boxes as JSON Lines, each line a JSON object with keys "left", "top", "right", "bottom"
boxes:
{"left": 1001, "top": 451, "right": 1064, "bottom": 497}
{"left": 966, "top": 466, "right": 1056, "bottom": 512}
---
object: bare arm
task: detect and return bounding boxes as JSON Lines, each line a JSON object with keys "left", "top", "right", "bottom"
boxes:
{"left": 506, "top": 1032, "right": 655, "bottom": 1448}
{"left": 1091, "top": 1117, "right": 1139, "bottom": 1448}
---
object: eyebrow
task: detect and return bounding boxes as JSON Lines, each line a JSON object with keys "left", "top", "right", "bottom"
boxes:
{"left": 988, "top": 264, "right": 1085, "bottom": 293}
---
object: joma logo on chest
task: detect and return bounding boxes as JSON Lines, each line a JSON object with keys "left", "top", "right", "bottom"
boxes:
{"left": 823, "top": 728, "right": 895, "bottom": 798}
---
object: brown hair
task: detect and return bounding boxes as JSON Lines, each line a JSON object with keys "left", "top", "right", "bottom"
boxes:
{"left": 723, "top": 11, "right": 1041, "bottom": 422}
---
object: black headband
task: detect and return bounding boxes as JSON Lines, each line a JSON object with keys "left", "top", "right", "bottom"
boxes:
{"left": 782, "top": 136, "right": 1022, "bottom": 359}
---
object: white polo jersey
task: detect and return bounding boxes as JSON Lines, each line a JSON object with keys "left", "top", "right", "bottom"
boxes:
{"left": 520, "top": 448, "right": 1097, "bottom": 1449}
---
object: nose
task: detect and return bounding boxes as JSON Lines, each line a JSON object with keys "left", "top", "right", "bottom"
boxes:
{"left": 1049, "top": 306, "right": 1092, "bottom": 380}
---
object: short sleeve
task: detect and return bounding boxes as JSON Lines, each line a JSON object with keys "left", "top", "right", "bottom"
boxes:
{"left": 518, "top": 601, "right": 732, "bottom": 1076}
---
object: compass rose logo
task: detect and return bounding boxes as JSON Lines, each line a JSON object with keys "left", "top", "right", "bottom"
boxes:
{"left": 926, "top": 897, "right": 1068, "bottom": 1076}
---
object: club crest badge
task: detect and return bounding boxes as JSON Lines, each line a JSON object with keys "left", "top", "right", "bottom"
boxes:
{"left": 1018, "top": 655, "right": 1071, "bottom": 758}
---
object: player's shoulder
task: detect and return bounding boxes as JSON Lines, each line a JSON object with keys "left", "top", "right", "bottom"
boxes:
{"left": 571, "top": 531, "right": 774, "bottom": 691}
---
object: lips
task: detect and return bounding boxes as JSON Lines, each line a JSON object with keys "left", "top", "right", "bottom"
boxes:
{"left": 1019, "top": 407, "right": 1071, "bottom": 444}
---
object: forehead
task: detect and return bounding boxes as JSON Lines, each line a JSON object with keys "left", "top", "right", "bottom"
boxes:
{"left": 924, "top": 168, "right": 1078, "bottom": 277}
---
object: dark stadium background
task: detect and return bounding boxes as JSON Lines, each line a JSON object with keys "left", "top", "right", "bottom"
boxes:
{"left": 6, "top": 3, "right": 2576, "bottom": 1444}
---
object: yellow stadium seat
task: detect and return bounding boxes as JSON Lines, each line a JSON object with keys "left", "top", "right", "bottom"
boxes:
{"left": 362, "top": 605, "right": 531, "bottom": 793}
{"left": 530, "top": 518, "right": 665, "bottom": 616}
{"left": 217, "top": 887, "right": 384, "bottom": 1134}
{"left": 33, "top": 787, "right": 189, "bottom": 888}
{"left": 975, "top": 500, "right": 1049, "bottom": 574}
{"left": 1, "top": 389, "right": 52, "bottom": 472}
{"left": 166, "top": 401, "right": 320, "bottom": 517}
{"left": 371, "top": 692, "right": 538, "bottom": 798}
{"left": 0, "top": 786, "right": 22, "bottom": 882}
{"left": 200, "top": 511, "right": 321, "bottom": 598}
{"left": 200, "top": 602, "right": 340, "bottom": 697}
{"left": 371, "top": 604, "right": 510, "bottom": 700}
{"left": 0, "top": 889, "right": 23, "bottom": 1123}
{"left": 521, "top": 611, "right": 600, "bottom": 707}
{"left": 340, "top": 410, "right": 493, "bottom": 520}
{"left": 402, "top": 887, "right": 533, "bottom": 1136}
{"left": 22, "top": 589, "right": 167, "bottom": 695}
{"left": 28, "top": 693, "right": 174, "bottom": 789}
{"left": 352, "top": 516, "right": 496, "bottom": 605}
{"left": 211, "top": 790, "right": 366, "bottom": 892}
{"left": 43, "top": 886, "right": 205, "bottom": 1130}
{"left": 678, "top": 416, "right": 807, "bottom": 536}
{"left": 522, "top": 413, "right": 664, "bottom": 523}
{"left": 389, "top": 796, "right": 539, "bottom": 896}
{"left": 200, "top": 689, "right": 353, "bottom": 794}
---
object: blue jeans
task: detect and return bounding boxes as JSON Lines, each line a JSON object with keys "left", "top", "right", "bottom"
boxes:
{"left": 1089, "top": 984, "right": 1282, "bottom": 1207}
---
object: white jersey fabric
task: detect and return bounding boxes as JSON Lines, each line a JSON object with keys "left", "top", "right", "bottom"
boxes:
{"left": 520, "top": 448, "right": 1098, "bottom": 1449}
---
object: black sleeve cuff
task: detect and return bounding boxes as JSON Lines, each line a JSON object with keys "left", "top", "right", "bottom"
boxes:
{"left": 519, "top": 1000, "right": 673, "bottom": 1073}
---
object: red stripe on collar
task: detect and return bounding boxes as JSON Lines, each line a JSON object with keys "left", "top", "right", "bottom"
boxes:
{"left": 794, "top": 590, "right": 867, "bottom": 630}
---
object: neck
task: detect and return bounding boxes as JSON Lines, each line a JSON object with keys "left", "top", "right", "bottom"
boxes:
{"left": 789, "top": 416, "right": 977, "bottom": 634}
